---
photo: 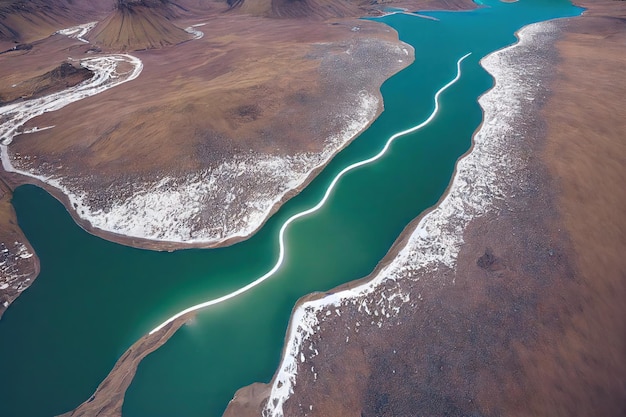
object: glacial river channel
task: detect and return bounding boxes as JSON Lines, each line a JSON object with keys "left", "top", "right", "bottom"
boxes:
{"left": 0, "top": 1, "right": 582, "bottom": 416}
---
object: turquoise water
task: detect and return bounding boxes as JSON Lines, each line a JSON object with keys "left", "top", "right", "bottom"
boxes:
{"left": 0, "top": 1, "right": 582, "bottom": 416}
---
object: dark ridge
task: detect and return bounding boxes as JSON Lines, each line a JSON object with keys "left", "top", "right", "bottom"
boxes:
{"left": 0, "top": 61, "right": 93, "bottom": 105}
{"left": 115, "top": 0, "right": 189, "bottom": 16}
{"left": 87, "top": 0, "right": 191, "bottom": 51}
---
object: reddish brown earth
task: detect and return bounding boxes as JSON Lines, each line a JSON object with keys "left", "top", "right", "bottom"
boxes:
{"left": 49, "top": 1, "right": 626, "bottom": 416}
{"left": 0, "top": 0, "right": 475, "bottom": 414}
{"left": 3, "top": 0, "right": 622, "bottom": 416}
{"left": 0, "top": 0, "right": 475, "bottom": 317}
{"left": 229, "top": 0, "right": 473, "bottom": 18}
{"left": 87, "top": 0, "right": 192, "bottom": 51}
{"left": 4, "top": 14, "right": 408, "bottom": 250}
{"left": 0, "top": 0, "right": 113, "bottom": 48}
{"left": 0, "top": 61, "right": 92, "bottom": 104}
{"left": 223, "top": 1, "right": 626, "bottom": 416}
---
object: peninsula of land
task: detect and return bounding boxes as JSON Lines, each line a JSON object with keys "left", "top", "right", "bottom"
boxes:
{"left": 224, "top": 1, "right": 626, "bottom": 416}
{"left": 0, "top": 0, "right": 475, "bottom": 317}
{"left": 2, "top": 0, "right": 623, "bottom": 416}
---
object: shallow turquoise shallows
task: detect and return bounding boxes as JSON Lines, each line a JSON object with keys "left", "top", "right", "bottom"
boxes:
{"left": 0, "top": 1, "right": 582, "bottom": 416}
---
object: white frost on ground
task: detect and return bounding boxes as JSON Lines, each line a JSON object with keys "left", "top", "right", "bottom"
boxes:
{"left": 0, "top": 54, "right": 143, "bottom": 147}
{"left": 262, "top": 20, "right": 556, "bottom": 417}
{"left": 148, "top": 51, "right": 468, "bottom": 334}
{"left": 2, "top": 22, "right": 406, "bottom": 246}
{"left": 0, "top": 242, "right": 34, "bottom": 293}
{"left": 1, "top": 72, "right": 377, "bottom": 243}
{"left": 0, "top": 53, "right": 143, "bottom": 221}
{"left": 56, "top": 22, "right": 98, "bottom": 43}
{"left": 74, "top": 92, "right": 377, "bottom": 243}
{"left": 0, "top": 35, "right": 381, "bottom": 245}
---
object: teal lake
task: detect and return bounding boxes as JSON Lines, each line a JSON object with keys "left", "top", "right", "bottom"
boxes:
{"left": 0, "top": 1, "right": 582, "bottom": 416}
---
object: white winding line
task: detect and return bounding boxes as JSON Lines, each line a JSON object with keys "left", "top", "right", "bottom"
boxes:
{"left": 149, "top": 52, "right": 471, "bottom": 334}
{"left": 185, "top": 25, "right": 205, "bottom": 40}
{"left": 56, "top": 21, "right": 98, "bottom": 43}
{"left": 1, "top": 54, "right": 143, "bottom": 148}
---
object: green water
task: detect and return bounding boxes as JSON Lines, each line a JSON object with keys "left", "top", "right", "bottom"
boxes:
{"left": 0, "top": 1, "right": 582, "bottom": 416}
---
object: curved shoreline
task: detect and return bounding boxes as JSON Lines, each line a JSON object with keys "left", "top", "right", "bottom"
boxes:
{"left": 149, "top": 53, "right": 470, "bottom": 334}
{"left": 0, "top": 89, "right": 382, "bottom": 251}
{"left": 227, "top": 17, "right": 567, "bottom": 417}
{"left": 0, "top": 24, "right": 410, "bottom": 252}
{"left": 57, "top": 50, "right": 471, "bottom": 417}
{"left": 4, "top": 0, "right": 622, "bottom": 414}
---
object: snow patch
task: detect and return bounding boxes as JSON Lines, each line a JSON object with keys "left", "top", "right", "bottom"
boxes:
{"left": 0, "top": 242, "right": 35, "bottom": 296}
{"left": 185, "top": 25, "right": 204, "bottom": 40}
{"left": 56, "top": 22, "right": 98, "bottom": 43}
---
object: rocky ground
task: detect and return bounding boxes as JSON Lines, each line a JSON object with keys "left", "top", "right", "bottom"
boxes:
{"left": 0, "top": 61, "right": 92, "bottom": 104}
{"left": 223, "top": 1, "right": 625, "bottom": 416}
{"left": 0, "top": 0, "right": 475, "bottom": 315}
{"left": 2, "top": 0, "right": 621, "bottom": 415}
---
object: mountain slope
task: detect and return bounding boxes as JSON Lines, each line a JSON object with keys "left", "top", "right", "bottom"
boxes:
{"left": 86, "top": 0, "right": 191, "bottom": 51}
{"left": 0, "top": 0, "right": 112, "bottom": 44}
{"left": 227, "top": 0, "right": 362, "bottom": 19}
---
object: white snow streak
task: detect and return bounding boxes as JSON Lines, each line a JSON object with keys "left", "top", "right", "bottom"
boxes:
{"left": 261, "top": 21, "right": 556, "bottom": 417}
{"left": 0, "top": 55, "right": 143, "bottom": 205}
{"left": 149, "top": 54, "right": 470, "bottom": 338}
{"left": 185, "top": 25, "right": 205, "bottom": 40}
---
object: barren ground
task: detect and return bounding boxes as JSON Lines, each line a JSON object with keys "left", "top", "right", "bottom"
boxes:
{"left": 224, "top": 1, "right": 626, "bottom": 416}
{"left": 0, "top": 177, "right": 38, "bottom": 319}
{"left": 0, "top": 0, "right": 474, "bottom": 314}
{"left": 54, "top": 1, "right": 626, "bottom": 416}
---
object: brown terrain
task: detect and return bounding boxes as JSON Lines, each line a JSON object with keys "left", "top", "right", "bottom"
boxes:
{"left": 222, "top": 1, "right": 626, "bottom": 416}
{"left": 3, "top": 0, "right": 623, "bottom": 416}
{"left": 0, "top": 61, "right": 92, "bottom": 104}
{"left": 55, "top": 1, "right": 625, "bottom": 416}
{"left": 0, "top": 177, "right": 38, "bottom": 319}
{"left": 0, "top": 0, "right": 112, "bottom": 48}
{"left": 87, "top": 0, "right": 192, "bottom": 51}
{"left": 0, "top": 0, "right": 475, "bottom": 316}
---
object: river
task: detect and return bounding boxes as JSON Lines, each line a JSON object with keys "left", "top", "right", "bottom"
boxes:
{"left": 0, "top": 1, "right": 582, "bottom": 416}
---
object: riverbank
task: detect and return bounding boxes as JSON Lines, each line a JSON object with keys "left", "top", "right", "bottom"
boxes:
{"left": 0, "top": 16, "right": 407, "bottom": 250}
{"left": 0, "top": 0, "right": 478, "bottom": 254}
{"left": 0, "top": 0, "right": 477, "bottom": 318}
{"left": 224, "top": 2, "right": 626, "bottom": 415}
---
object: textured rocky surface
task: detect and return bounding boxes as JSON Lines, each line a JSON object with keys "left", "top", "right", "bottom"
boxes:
{"left": 225, "top": 2, "right": 626, "bottom": 416}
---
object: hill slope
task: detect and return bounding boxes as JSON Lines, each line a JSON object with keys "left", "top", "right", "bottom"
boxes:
{"left": 87, "top": 0, "right": 191, "bottom": 51}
